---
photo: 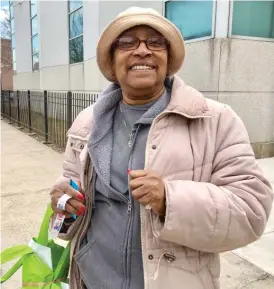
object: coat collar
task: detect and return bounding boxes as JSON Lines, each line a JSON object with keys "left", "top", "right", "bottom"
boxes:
{"left": 166, "top": 75, "right": 211, "bottom": 119}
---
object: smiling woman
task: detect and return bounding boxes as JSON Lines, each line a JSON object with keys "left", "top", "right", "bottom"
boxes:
{"left": 111, "top": 26, "right": 169, "bottom": 105}
{"left": 49, "top": 6, "right": 273, "bottom": 289}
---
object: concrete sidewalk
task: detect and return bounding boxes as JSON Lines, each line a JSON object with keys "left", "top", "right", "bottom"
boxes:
{"left": 1, "top": 120, "right": 274, "bottom": 289}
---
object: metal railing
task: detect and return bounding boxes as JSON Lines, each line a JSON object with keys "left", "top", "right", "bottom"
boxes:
{"left": 1, "top": 90, "right": 99, "bottom": 148}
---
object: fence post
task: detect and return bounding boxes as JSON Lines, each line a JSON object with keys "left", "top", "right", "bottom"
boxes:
{"left": 27, "top": 90, "right": 32, "bottom": 133}
{"left": 43, "top": 90, "right": 49, "bottom": 143}
{"left": 17, "top": 90, "right": 20, "bottom": 127}
{"left": 67, "top": 91, "right": 72, "bottom": 129}
{"left": 1, "top": 90, "right": 4, "bottom": 117}
{"left": 8, "top": 90, "right": 12, "bottom": 123}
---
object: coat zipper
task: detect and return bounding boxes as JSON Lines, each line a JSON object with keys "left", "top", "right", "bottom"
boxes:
{"left": 124, "top": 125, "right": 139, "bottom": 289}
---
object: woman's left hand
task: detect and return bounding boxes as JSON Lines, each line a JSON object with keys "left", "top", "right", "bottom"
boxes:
{"left": 129, "top": 170, "right": 166, "bottom": 216}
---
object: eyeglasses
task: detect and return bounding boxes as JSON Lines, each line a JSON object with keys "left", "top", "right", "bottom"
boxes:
{"left": 113, "top": 36, "right": 169, "bottom": 51}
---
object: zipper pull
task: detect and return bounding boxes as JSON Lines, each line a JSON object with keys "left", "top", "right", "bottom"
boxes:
{"left": 127, "top": 201, "right": 132, "bottom": 214}
{"left": 128, "top": 133, "right": 133, "bottom": 148}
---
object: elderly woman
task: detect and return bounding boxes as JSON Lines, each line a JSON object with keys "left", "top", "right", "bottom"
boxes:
{"left": 50, "top": 7, "right": 273, "bottom": 289}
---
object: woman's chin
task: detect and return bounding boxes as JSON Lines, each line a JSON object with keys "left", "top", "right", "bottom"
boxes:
{"left": 128, "top": 79, "right": 156, "bottom": 90}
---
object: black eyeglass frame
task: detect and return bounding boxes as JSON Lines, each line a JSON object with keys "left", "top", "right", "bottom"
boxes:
{"left": 112, "top": 36, "right": 170, "bottom": 51}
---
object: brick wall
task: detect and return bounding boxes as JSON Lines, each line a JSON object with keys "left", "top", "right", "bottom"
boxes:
{"left": 1, "top": 38, "right": 13, "bottom": 90}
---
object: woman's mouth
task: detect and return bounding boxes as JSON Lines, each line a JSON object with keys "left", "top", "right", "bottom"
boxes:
{"left": 130, "top": 65, "right": 155, "bottom": 71}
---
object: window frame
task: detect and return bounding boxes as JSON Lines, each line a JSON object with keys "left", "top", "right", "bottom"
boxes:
{"left": 30, "top": 0, "right": 40, "bottom": 71}
{"left": 163, "top": 0, "right": 217, "bottom": 44}
{"left": 68, "top": 1, "right": 84, "bottom": 65}
{"left": 228, "top": 0, "right": 274, "bottom": 42}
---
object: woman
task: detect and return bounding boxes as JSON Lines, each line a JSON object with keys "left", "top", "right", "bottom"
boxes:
{"left": 50, "top": 7, "right": 273, "bottom": 289}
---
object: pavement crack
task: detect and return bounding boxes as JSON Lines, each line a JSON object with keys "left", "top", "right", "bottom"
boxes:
{"left": 240, "top": 273, "right": 273, "bottom": 289}
{"left": 1, "top": 188, "right": 52, "bottom": 198}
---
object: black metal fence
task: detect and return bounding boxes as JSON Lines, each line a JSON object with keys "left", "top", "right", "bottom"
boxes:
{"left": 1, "top": 90, "right": 99, "bottom": 148}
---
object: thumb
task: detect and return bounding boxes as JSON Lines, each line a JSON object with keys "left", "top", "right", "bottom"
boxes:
{"left": 128, "top": 170, "right": 147, "bottom": 180}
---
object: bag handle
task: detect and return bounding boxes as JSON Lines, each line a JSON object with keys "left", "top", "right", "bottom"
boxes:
{"left": 0, "top": 245, "right": 33, "bottom": 284}
{"left": 38, "top": 205, "right": 71, "bottom": 280}
{"left": 1, "top": 245, "right": 33, "bottom": 264}
{"left": 37, "top": 204, "right": 54, "bottom": 246}
{"left": 1, "top": 258, "right": 23, "bottom": 283}
{"left": 54, "top": 243, "right": 71, "bottom": 280}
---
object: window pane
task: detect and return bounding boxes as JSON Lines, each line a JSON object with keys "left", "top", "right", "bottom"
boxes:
{"left": 69, "top": 1, "right": 82, "bottom": 13}
{"left": 232, "top": 1, "right": 274, "bottom": 39}
{"left": 11, "top": 34, "right": 15, "bottom": 48}
{"left": 32, "top": 53, "right": 39, "bottom": 70}
{"left": 32, "top": 34, "right": 39, "bottom": 54}
{"left": 13, "top": 61, "right": 16, "bottom": 71}
{"left": 69, "top": 35, "right": 83, "bottom": 64}
{"left": 69, "top": 7, "right": 83, "bottom": 38}
{"left": 31, "top": 15, "right": 38, "bottom": 36}
{"left": 12, "top": 48, "right": 16, "bottom": 62}
{"left": 30, "top": 0, "right": 37, "bottom": 18}
{"left": 11, "top": 18, "right": 14, "bottom": 33}
{"left": 165, "top": 1, "right": 213, "bottom": 41}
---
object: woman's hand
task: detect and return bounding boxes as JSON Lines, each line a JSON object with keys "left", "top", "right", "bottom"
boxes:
{"left": 129, "top": 170, "right": 166, "bottom": 216}
{"left": 50, "top": 181, "right": 86, "bottom": 218}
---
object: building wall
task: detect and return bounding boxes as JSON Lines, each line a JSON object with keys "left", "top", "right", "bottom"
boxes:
{"left": 1, "top": 39, "right": 13, "bottom": 90}
{"left": 39, "top": 0, "right": 70, "bottom": 90}
{"left": 12, "top": 1, "right": 274, "bottom": 157}
{"left": 13, "top": 0, "right": 33, "bottom": 88}
{"left": 179, "top": 38, "right": 274, "bottom": 156}
{"left": 218, "top": 39, "right": 274, "bottom": 156}
{"left": 98, "top": 1, "right": 163, "bottom": 34}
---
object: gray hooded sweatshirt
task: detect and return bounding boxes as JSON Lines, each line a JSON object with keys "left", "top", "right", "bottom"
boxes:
{"left": 76, "top": 81, "right": 171, "bottom": 289}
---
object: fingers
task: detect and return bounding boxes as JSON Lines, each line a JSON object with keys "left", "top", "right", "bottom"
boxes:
{"left": 51, "top": 193, "right": 85, "bottom": 215}
{"left": 132, "top": 187, "right": 152, "bottom": 206}
{"left": 128, "top": 170, "right": 166, "bottom": 216}
{"left": 51, "top": 183, "right": 85, "bottom": 203}
{"left": 50, "top": 180, "right": 86, "bottom": 216}
{"left": 129, "top": 178, "right": 147, "bottom": 190}
{"left": 131, "top": 184, "right": 149, "bottom": 199}
{"left": 65, "top": 200, "right": 85, "bottom": 216}
{"left": 128, "top": 170, "right": 147, "bottom": 180}
{"left": 137, "top": 194, "right": 152, "bottom": 207}
{"left": 57, "top": 182, "right": 85, "bottom": 201}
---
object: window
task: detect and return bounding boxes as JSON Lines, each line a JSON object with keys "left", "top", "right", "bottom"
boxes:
{"left": 165, "top": 0, "right": 215, "bottom": 41}
{"left": 9, "top": 1, "right": 16, "bottom": 72}
{"left": 30, "top": 0, "right": 39, "bottom": 70}
{"left": 68, "top": 0, "right": 83, "bottom": 64}
{"left": 231, "top": 1, "right": 274, "bottom": 40}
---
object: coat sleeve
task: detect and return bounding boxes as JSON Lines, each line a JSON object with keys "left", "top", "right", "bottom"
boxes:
{"left": 151, "top": 105, "right": 273, "bottom": 253}
{"left": 49, "top": 133, "right": 82, "bottom": 241}
{"left": 54, "top": 135, "right": 81, "bottom": 185}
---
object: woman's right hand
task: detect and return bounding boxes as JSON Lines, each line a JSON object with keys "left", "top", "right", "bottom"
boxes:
{"left": 50, "top": 181, "right": 85, "bottom": 218}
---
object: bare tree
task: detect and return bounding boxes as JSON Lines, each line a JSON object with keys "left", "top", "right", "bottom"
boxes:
{"left": 1, "top": 8, "right": 13, "bottom": 90}
{"left": 0, "top": 8, "right": 11, "bottom": 39}
{"left": 1, "top": 7, "right": 12, "bottom": 69}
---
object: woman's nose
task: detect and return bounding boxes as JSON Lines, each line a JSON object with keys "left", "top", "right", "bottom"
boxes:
{"left": 133, "top": 41, "right": 152, "bottom": 57}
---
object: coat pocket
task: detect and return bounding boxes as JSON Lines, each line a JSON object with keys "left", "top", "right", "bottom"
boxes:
{"left": 146, "top": 248, "right": 206, "bottom": 289}
{"left": 147, "top": 247, "right": 215, "bottom": 289}
{"left": 74, "top": 238, "right": 97, "bottom": 288}
{"left": 74, "top": 237, "right": 124, "bottom": 289}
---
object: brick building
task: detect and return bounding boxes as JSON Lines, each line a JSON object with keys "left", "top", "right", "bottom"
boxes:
{"left": 1, "top": 38, "right": 13, "bottom": 90}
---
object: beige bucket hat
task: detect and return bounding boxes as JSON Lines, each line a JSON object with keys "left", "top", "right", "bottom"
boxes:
{"left": 96, "top": 6, "right": 185, "bottom": 82}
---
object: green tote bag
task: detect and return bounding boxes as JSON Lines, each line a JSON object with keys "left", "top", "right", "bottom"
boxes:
{"left": 1, "top": 205, "right": 70, "bottom": 289}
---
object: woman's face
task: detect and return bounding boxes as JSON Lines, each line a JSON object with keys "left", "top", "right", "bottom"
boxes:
{"left": 112, "top": 25, "right": 168, "bottom": 95}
